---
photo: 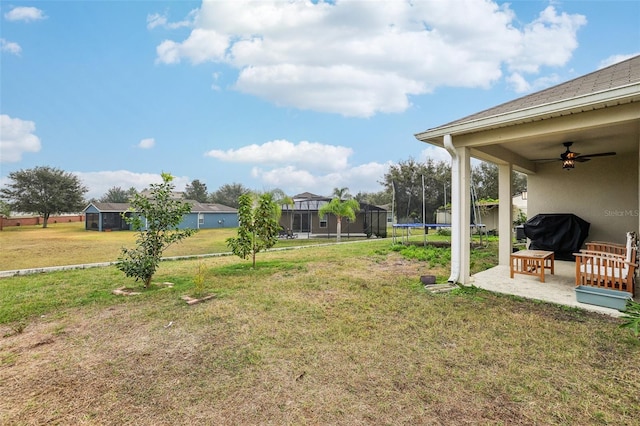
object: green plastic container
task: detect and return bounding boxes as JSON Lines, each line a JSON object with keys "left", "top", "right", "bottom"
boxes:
{"left": 575, "top": 286, "right": 632, "bottom": 311}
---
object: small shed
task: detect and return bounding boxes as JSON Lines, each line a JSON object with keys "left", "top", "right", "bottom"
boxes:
{"left": 84, "top": 203, "right": 131, "bottom": 231}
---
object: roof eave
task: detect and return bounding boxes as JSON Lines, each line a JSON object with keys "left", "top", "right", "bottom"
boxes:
{"left": 415, "top": 83, "right": 640, "bottom": 145}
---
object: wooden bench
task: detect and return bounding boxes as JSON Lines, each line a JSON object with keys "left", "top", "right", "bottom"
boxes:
{"left": 574, "top": 232, "right": 637, "bottom": 296}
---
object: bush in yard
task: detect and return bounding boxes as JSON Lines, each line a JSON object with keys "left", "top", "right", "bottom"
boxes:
{"left": 117, "top": 172, "right": 196, "bottom": 288}
{"left": 227, "top": 192, "right": 280, "bottom": 268}
{"left": 620, "top": 299, "right": 640, "bottom": 338}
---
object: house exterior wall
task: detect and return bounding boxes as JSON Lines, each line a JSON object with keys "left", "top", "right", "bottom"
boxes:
{"left": 180, "top": 212, "right": 239, "bottom": 229}
{"left": 528, "top": 152, "right": 639, "bottom": 244}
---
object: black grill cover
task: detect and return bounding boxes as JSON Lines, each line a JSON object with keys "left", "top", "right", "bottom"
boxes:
{"left": 524, "top": 213, "right": 590, "bottom": 261}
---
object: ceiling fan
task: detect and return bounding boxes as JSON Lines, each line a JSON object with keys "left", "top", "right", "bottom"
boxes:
{"left": 535, "top": 142, "right": 616, "bottom": 170}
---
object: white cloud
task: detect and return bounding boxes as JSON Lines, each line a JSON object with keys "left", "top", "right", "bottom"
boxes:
{"left": 507, "top": 6, "right": 586, "bottom": 74}
{"left": 205, "top": 139, "right": 352, "bottom": 172}
{"left": 138, "top": 138, "right": 155, "bottom": 149}
{"left": 419, "top": 146, "right": 451, "bottom": 164}
{"left": 506, "top": 72, "right": 530, "bottom": 93}
{"left": 206, "top": 138, "right": 390, "bottom": 195}
{"left": 598, "top": 53, "right": 640, "bottom": 69}
{"left": 0, "top": 114, "right": 41, "bottom": 163}
{"left": 75, "top": 170, "right": 190, "bottom": 201}
{"left": 147, "top": 10, "right": 197, "bottom": 30}
{"left": 1, "top": 38, "right": 21, "bottom": 55}
{"left": 211, "top": 72, "right": 221, "bottom": 91}
{"left": 4, "top": 6, "right": 46, "bottom": 22}
{"left": 252, "top": 161, "right": 391, "bottom": 196}
{"left": 155, "top": 1, "right": 586, "bottom": 117}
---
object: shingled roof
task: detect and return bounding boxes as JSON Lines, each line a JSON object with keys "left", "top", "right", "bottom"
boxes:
{"left": 443, "top": 55, "right": 640, "bottom": 127}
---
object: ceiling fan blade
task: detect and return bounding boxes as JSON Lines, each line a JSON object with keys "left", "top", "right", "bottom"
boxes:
{"left": 577, "top": 152, "right": 616, "bottom": 159}
{"left": 532, "top": 158, "right": 562, "bottom": 163}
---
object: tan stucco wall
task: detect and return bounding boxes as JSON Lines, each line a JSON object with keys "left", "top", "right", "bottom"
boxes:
{"left": 528, "top": 153, "right": 639, "bottom": 245}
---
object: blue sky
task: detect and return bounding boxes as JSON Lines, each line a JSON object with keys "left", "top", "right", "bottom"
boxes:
{"left": 1, "top": 0, "right": 639, "bottom": 200}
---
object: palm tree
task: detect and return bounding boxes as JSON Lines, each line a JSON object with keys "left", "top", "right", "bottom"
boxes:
{"left": 269, "top": 188, "right": 294, "bottom": 231}
{"left": 332, "top": 187, "right": 352, "bottom": 200}
{"left": 319, "top": 197, "right": 360, "bottom": 242}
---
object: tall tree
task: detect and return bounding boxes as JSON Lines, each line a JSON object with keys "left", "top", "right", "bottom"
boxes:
{"left": 184, "top": 179, "right": 208, "bottom": 202}
{"left": 472, "top": 161, "right": 528, "bottom": 200}
{"left": 0, "top": 166, "right": 88, "bottom": 228}
{"left": 354, "top": 190, "right": 391, "bottom": 206}
{"left": 381, "top": 158, "right": 450, "bottom": 223}
{"left": 332, "top": 187, "right": 352, "bottom": 200}
{"left": 226, "top": 192, "right": 281, "bottom": 267}
{"left": 117, "top": 172, "right": 196, "bottom": 288}
{"left": 100, "top": 186, "right": 131, "bottom": 203}
{"left": 209, "top": 182, "right": 250, "bottom": 208}
{"left": 319, "top": 197, "right": 360, "bottom": 242}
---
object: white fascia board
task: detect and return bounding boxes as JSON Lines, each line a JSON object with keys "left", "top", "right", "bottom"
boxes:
{"left": 415, "top": 83, "right": 640, "bottom": 144}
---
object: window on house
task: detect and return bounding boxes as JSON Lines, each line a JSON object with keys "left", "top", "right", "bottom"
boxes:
{"left": 198, "top": 213, "right": 204, "bottom": 225}
{"left": 320, "top": 214, "right": 327, "bottom": 228}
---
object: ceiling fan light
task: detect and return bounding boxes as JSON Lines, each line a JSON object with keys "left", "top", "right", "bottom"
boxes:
{"left": 563, "top": 159, "right": 575, "bottom": 170}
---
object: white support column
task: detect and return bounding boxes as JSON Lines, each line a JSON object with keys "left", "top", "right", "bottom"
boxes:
{"left": 444, "top": 136, "right": 471, "bottom": 284}
{"left": 458, "top": 146, "right": 471, "bottom": 283}
{"left": 498, "top": 163, "right": 513, "bottom": 265}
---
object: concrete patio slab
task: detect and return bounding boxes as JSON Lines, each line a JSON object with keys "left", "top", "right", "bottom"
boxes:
{"left": 470, "top": 260, "right": 629, "bottom": 318}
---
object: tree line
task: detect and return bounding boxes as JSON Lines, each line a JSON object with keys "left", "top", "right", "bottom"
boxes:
{"left": 0, "top": 160, "right": 526, "bottom": 227}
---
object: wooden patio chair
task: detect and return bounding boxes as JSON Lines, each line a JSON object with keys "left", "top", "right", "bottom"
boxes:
{"left": 574, "top": 232, "right": 638, "bottom": 296}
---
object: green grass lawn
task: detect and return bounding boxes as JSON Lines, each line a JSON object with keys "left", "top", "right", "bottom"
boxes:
{"left": 1, "top": 225, "right": 638, "bottom": 424}
{"left": 0, "top": 222, "right": 357, "bottom": 270}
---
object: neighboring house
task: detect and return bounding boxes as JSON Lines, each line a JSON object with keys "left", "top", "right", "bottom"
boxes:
{"left": 416, "top": 55, "right": 640, "bottom": 284}
{"left": 84, "top": 201, "right": 238, "bottom": 231}
{"left": 473, "top": 193, "right": 528, "bottom": 233}
{"left": 279, "top": 192, "right": 388, "bottom": 238}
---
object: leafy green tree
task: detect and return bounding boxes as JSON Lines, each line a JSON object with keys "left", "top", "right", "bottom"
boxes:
{"left": 319, "top": 197, "right": 360, "bottom": 242}
{"left": 184, "top": 179, "right": 208, "bottom": 202}
{"left": 354, "top": 190, "right": 391, "bottom": 206}
{"left": 381, "top": 158, "right": 450, "bottom": 223}
{"left": 226, "top": 192, "right": 280, "bottom": 267}
{"left": 0, "top": 200, "right": 11, "bottom": 218}
{"left": 100, "top": 186, "right": 131, "bottom": 203}
{"left": 472, "top": 161, "right": 528, "bottom": 200}
{"left": 209, "top": 182, "right": 250, "bottom": 208}
{"left": 117, "top": 172, "right": 197, "bottom": 288}
{"left": 0, "top": 166, "right": 88, "bottom": 228}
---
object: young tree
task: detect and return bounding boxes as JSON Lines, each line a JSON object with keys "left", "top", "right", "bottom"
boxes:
{"left": 226, "top": 192, "right": 280, "bottom": 268}
{"left": 184, "top": 179, "right": 208, "bottom": 202}
{"left": 0, "top": 166, "right": 88, "bottom": 228}
{"left": 117, "top": 172, "right": 196, "bottom": 288}
{"left": 319, "top": 197, "right": 360, "bottom": 242}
